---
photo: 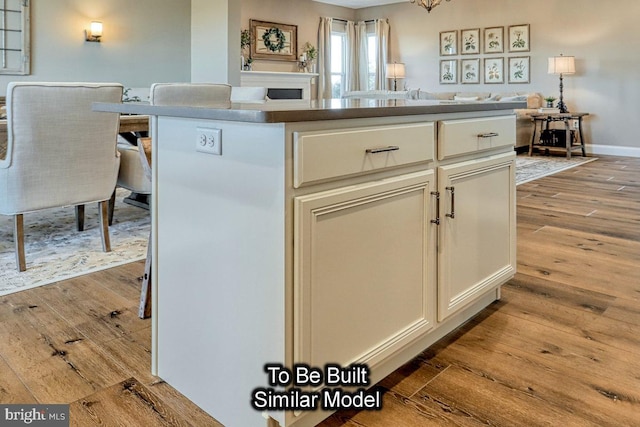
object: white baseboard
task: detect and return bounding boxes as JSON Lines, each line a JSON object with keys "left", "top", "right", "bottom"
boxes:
{"left": 586, "top": 144, "right": 640, "bottom": 158}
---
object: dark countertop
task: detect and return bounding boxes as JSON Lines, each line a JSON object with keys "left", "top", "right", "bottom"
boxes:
{"left": 93, "top": 99, "right": 526, "bottom": 124}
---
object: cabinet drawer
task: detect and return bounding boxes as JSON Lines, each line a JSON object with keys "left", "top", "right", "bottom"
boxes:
{"left": 294, "top": 123, "right": 434, "bottom": 187}
{"left": 438, "top": 116, "right": 515, "bottom": 160}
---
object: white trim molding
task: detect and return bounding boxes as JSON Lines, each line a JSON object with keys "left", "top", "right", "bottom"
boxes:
{"left": 586, "top": 144, "right": 640, "bottom": 158}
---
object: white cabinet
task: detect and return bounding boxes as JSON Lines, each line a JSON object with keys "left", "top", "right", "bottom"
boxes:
{"left": 436, "top": 152, "right": 516, "bottom": 321}
{"left": 293, "top": 171, "right": 437, "bottom": 370}
{"left": 293, "top": 123, "right": 435, "bottom": 187}
{"left": 290, "top": 116, "right": 516, "bottom": 426}
{"left": 150, "top": 111, "right": 517, "bottom": 427}
{"left": 437, "top": 116, "right": 516, "bottom": 160}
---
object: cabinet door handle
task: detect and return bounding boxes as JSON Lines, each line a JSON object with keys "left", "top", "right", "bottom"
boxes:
{"left": 477, "top": 132, "right": 499, "bottom": 138}
{"left": 445, "top": 186, "right": 455, "bottom": 219}
{"left": 430, "top": 191, "right": 440, "bottom": 225}
{"left": 365, "top": 146, "right": 400, "bottom": 154}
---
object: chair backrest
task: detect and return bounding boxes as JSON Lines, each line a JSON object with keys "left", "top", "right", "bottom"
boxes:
{"left": 137, "top": 137, "right": 152, "bottom": 182}
{"left": 150, "top": 83, "right": 232, "bottom": 107}
{"left": 0, "top": 82, "right": 123, "bottom": 214}
{"left": 231, "top": 86, "right": 268, "bottom": 103}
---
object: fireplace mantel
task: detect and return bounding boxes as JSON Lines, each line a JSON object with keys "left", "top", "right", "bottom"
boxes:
{"left": 240, "top": 71, "right": 318, "bottom": 100}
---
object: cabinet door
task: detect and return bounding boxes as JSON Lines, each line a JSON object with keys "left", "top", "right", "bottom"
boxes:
{"left": 437, "top": 152, "right": 516, "bottom": 321}
{"left": 293, "top": 171, "right": 436, "bottom": 370}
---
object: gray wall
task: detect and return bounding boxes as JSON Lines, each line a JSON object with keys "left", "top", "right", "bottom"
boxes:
{"left": 240, "top": 0, "right": 356, "bottom": 73}
{"left": 7, "top": 0, "right": 637, "bottom": 156}
{"left": 0, "top": 0, "right": 191, "bottom": 95}
{"left": 357, "top": 0, "right": 640, "bottom": 156}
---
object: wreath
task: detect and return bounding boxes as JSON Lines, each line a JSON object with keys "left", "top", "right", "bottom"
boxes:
{"left": 262, "top": 27, "right": 286, "bottom": 52}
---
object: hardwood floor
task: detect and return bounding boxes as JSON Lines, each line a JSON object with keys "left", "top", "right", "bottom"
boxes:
{"left": 0, "top": 155, "right": 638, "bottom": 426}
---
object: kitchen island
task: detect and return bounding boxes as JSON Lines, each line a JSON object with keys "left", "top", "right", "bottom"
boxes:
{"left": 95, "top": 98, "right": 523, "bottom": 427}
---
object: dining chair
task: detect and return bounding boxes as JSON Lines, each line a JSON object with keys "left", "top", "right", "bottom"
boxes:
{"left": 150, "top": 82, "right": 232, "bottom": 107}
{"left": 133, "top": 136, "right": 153, "bottom": 319}
{"left": 135, "top": 83, "right": 232, "bottom": 318}
{"left": 0, "top": 82, "right": 123, "bottom": 271}
{"left": 105, "top": 135, "right": 153, "bottom": 225}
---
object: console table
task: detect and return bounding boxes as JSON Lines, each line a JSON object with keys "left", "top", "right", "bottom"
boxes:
{"left": 528, "top": 112, "right": 589, "bottom": 159}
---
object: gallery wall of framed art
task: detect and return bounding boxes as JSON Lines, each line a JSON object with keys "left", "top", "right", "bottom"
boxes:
{"left": 438, "top": 24, "right": 531, "bottom": 85}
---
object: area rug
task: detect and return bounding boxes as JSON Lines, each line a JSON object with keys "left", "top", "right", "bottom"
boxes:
{"left": 0, "top": 156, "right": 596, "bottom": 297}
{"left": 515, "top": 155, "right": 598, "bottom": 185}
{"left": 0, "top": 189, "right": 149, "bottom": 297}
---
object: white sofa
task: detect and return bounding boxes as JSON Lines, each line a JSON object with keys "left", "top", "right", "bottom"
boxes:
{"left": 342, "top": 90, "right": 542, "bottom": 149}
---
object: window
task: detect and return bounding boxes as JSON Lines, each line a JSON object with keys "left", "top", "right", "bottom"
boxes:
{"left": 330, "top": 25, "right": 379, "bottom": 96}
{"left": 0, "top": 0, "right": 30, "bottom": 75}
{"left": 330, "top": 32, "right": 345, "bottom": 98}
{"left": 366, "top": 33, "right": 377, "bottom": 91}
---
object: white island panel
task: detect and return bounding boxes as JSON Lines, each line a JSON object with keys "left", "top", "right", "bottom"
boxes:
{"left": 155, "top": 116, "right": 288, "bottom": 427}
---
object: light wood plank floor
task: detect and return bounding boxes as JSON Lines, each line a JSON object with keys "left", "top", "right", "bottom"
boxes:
{"left": 0, "top": 155, "right": 638, "bottom": 426}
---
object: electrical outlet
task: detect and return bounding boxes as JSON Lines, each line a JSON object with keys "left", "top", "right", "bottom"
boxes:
{"left": 572, "top": 120, "right": 579, "bottom": 129}
{"left": 195, "top": 128, "right": 222, "bottom": 155}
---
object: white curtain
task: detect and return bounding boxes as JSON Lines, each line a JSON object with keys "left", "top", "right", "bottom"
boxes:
{"left": 317, "top": 17, "right": 390, "bottom": 98}
{"left": 357, "top": 22, "right": 370, "bottom": 91}
{"left": 317, "top": 17, "right": 333, "bottom": 100}
{"left": 344, "top": 21, "right": 359, "bottom": 92}
{"left": 374, "top": 19, "right": 390, "bottom": 90}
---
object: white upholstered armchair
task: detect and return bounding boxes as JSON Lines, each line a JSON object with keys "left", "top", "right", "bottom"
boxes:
{"left": 0, "top": 82, "right": 123, "bottom": 271}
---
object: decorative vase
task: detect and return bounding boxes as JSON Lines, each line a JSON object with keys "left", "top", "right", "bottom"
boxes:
{"left": 546, "top": 100, "right": 554, "bottom": 108}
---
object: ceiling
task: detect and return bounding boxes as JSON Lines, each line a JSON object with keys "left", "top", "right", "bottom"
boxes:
{"left": 313, "top": 0, "right": 406, "bottom": 9}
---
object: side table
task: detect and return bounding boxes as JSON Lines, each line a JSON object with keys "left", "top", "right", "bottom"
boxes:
{"left": 529, "top": 112, "right": 589, "bottom": 159}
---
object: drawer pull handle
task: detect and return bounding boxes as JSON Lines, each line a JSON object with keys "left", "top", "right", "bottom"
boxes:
{"left": 477, "top": 132, "right": 499, "bottom": 138}
{"left": 365, "top": 145, "right": 400, "bottom": 154}
{"left": 430, "top": 191, "right": 440, "bottom": 225}
{"left": 445, "top": 186, "right": 455, "bottom": 219}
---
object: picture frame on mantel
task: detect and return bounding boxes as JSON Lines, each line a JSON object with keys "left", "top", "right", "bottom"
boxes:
{"left": 250, "top": 19, "right": 298, "bottom": 61}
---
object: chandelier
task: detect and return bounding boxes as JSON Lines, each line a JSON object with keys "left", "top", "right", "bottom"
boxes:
{"left": 410, "top": 0, "right": 451, "bottom": 13}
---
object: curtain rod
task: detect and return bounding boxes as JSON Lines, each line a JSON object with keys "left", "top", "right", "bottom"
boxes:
{"left": 331, "top": 18, "right": 386, "bottom": 24}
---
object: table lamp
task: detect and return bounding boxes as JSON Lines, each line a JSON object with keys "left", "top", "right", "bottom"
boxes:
{"left": 548, "top": 54, "right": 575, "bottom": 113}
{"left": 386, "top": 62, "right": 406, "bottom": 91}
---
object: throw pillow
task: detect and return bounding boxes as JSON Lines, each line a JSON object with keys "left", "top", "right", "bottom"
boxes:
{"left": 499, "top": 95, "right": 527, "bottom": 102}
{"left": 454, "top": 96, "right": 479, "bottom": 102}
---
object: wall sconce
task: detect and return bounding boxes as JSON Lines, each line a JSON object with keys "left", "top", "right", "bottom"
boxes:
{"left": 85, "top": 21, "right": 103, "bottom": 42}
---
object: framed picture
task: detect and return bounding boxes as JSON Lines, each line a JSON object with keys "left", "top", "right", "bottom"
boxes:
{"left": 461, "top": 58, "right": 480, "bottom": 84}
{"left": 508, "top": 56, "right": 530, "bottom": 83}
{"left": 440, "top": 30, "right": 457, "bottom": 56}
{"left": 508, "top": 24, "right": 530, "bottom": 52}
{"left": 461, "top": 28, "right": 480, "bottom": 55}
{"left": 483, "top": 26, "right": 504, "bottom": 53}
{"left": 484, "top": 57, "right": 504, "bottom": 84}
{"left": 250, "top": 19, "right": 298, "bottom": 61}
{"left": 440, "top": 59, "right": 458, "bottom": 84}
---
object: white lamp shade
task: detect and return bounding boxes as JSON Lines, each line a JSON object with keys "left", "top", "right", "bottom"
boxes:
{"left": 386, "top": 63, "right": 406, "bottom": 79}
{"left": 548, "top": 55, "right": 575, "bottom": 75}
{"left": 90, "top": 21, "right": 103, "bottom": 37}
